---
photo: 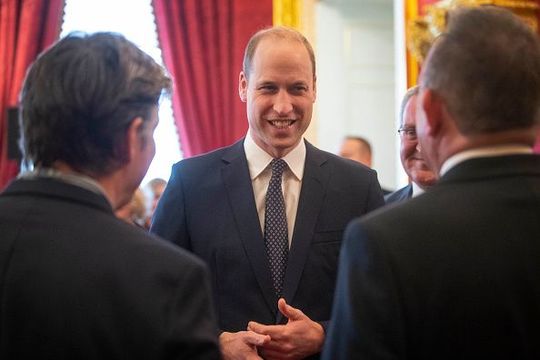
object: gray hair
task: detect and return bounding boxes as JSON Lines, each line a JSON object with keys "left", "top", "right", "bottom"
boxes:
{"left": 399, "top": 86, "right": 419, "bottom": 126}
{"left": 420, "top": 6, "right": 540, "bottom": 134}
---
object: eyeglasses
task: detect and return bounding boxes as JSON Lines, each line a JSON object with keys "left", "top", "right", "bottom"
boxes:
{"left": 397, "top": 127, "right": 417, "bottom": 141}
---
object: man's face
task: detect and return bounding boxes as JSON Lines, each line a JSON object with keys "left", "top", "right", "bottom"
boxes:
{"left": 133, "top": 106, "right": 159, "bottom": 188}
{"left": 142, "top": 107, "right": 158, "bottom": 171}
{"left": 339, "top": 139, "right": 371, "bottom": 167}
{"left": 239, "top": 37, "right": 316, "bottom": 158}
{"left": 400, "top": 94, "right": 437, "bottom": 188}
{"left": 118, "top": 106, "right": 159, "bottom": 210}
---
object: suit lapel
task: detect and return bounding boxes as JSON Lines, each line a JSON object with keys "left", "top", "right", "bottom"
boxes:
{"left": 279, "top": 142, "right": 330, "bottom": 322}
{"left": 221, "top": 140, "right": 278, "bottom": 314}
{"left": 401, "top": 184, "right": 413, "bottom": 200}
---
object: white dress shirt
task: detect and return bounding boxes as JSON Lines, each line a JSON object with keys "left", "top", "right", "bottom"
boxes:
{"left": 411, "top": 182, "right": 425, "bottom": 198}
{"left": 244, "top": 131, "right": 306, "bottom": 248}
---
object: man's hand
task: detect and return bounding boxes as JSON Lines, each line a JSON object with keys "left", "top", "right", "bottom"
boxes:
{"left": 247, "top": 298, "right": 325, "bottom": 360}
{"left": 219, "top": 330, "right": 271, "bottom": 360}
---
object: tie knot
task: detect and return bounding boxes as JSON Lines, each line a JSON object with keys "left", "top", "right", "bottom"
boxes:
{"left": 271, "top": 158, "right": 287, "bottom": 177}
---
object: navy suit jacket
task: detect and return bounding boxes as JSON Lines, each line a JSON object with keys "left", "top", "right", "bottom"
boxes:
{"left": 384, "top": 183, "right": 412, "bottom": 204}
{"left": 323, "top": 154, "right": 540, "bottom": 360}
{"left": 0, "top": 177, "right": 220, "bottom": 359}
{"left": 151, "top": 139, "right": 384, "bottom": 333}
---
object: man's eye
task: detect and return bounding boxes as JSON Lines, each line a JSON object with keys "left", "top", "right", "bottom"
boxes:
{"left": 406, "top": 129, "right": 416, "bottom": 136}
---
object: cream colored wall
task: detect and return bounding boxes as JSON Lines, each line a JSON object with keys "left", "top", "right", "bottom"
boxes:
{"left": 313, "top": 0, "right": 399, "bottom": 190}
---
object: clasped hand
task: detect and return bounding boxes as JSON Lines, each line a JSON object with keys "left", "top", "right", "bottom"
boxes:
{"left": 247, "top": 298, "right": 324, "bottom": 360}
{"left": 220, "top": 299, "right": 324, "bottom": 360}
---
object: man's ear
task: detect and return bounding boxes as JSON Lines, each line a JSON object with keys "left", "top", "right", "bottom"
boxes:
{"left": 419, "top": 88, "right": 443, "bottom": 136}
{"left": 125, "top": 117, "right": 144, "bottom": 162}
{"left": 239, "top": 71, "right": 248, "bottom": 102}
{"left": 312, "top": 75, "right": 317, "bottom": 103}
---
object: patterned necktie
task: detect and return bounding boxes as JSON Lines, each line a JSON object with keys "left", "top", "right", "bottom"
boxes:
{"left": 264, "top": 158, "right": 289, "bottom": 297}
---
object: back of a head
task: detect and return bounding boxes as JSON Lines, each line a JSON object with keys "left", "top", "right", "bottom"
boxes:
{"left": 420, "top": 6, "right": 540, "bottom": 134}
{"left": 20, "top": 32, "right": 171, "bottom": 177}
{"left": 147, "top": 177, "right": 167, "bottom": 195}
{"left": 242, "top": 26, "right": 316, "bottom": 81}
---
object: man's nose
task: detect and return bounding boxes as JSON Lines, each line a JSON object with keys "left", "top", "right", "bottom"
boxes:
{"left": 416, "top": 140, "right": 422, "bottom": 153}
{"left": 273, "top": 90, "right": 293, "bottom": 115}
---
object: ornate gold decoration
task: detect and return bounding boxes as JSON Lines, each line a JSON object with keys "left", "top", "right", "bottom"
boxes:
{"left": 407, "top": 0, "right": 539, "bottom": 63}
{"left": 273, "top": 0, "right": 302, "bottom": 28}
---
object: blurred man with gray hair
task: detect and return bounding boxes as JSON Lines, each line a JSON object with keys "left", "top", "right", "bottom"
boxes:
{"left": 385, "top": 86, "right": 437, "bottom": 203}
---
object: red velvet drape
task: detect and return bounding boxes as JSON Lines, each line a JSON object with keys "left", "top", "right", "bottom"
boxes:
{"left": 152, "top": 0, "right": 272, "bottom": 158}
{"left": 0, "top": 0, "right": 65, "bottom": 190}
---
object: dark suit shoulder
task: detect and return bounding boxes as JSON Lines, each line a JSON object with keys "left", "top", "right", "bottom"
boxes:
{"left": 308, "top": 143, "right": 375, "bottom": 172}
{"left": 172, "top": 139, "right": 244, "bottom": 176}
{"left": 0, "top": 185, "right": 220, "bottom": 359}
{"left": 304, "top": 142, "right": 385, "bottom": 214}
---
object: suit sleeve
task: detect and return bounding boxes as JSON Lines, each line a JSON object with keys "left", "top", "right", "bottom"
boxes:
{"left": 365, "top": 170, "right": 386, "bottom": 212}
{"left": 322, "top": 219, "right": 405, "bottom": 360}
{"left": 150, "top": 163, "right": 191, "bottom": 250}
{"left": 164, "top": 259, "right": 221, "bottom": 359}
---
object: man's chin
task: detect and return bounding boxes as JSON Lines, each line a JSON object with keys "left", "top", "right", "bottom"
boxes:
{"left": 412, "top": 172, "right": 437, "bottom": 187}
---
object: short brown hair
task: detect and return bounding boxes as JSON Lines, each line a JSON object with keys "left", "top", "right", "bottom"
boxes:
{"left": 242, "top": 26, "right": 316, "bottom": 81}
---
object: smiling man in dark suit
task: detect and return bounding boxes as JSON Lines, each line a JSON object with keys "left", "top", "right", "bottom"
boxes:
{"left": 151, "top": 26, "right": 384, "bottom": 359}
{"left": 0, "top": 33, "right": 219, "bottom": 359}
{"left": 323, "top": 6, "right": 540, "bottom": 360}
{"left": 385, "top": 86, "right": 437, "bottom": 204}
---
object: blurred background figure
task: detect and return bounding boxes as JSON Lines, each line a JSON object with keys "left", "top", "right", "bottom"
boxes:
{"left": 115, "top": 188, "right": 147, "bottom": 228}
{"left": 143, "top": 178, "right": 167, "bottom": 228}
{"left": 339, "top": 136, "right": 372, "bottom": 167}
{"left": 339, "top": 136, "right": 392, "bottom": 194}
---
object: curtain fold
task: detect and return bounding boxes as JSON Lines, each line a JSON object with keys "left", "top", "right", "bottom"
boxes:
{"left": 0, "top": 0, "right": 65, "bottom": 190}
{"left": 152, "top": 0, "right": 272, "bottom": 158}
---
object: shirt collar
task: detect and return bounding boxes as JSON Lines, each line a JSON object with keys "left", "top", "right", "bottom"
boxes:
{"left": 244, "top": 130, "right": 306, "bottom": 181}
{"left": 411, "top": 182, "right": 425, "bottom": 197}
{"left": 19, "top": 167, "right": 108, "bottom": 199}
{"left": 440, "top": 144, "right": 533, "bottom": 177}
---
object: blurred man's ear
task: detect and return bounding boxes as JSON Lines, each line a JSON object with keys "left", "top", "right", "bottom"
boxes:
{"left": 238, "top": 71, "right": 248, "bottom": 102}
{"left": 126, "top": 117, "right": 144, "bottom": 162}
{"left": 419, "top": 88, "right": 443, "bottom": 137}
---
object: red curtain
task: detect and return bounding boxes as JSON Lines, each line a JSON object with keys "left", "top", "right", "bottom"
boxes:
{"left": 152, "top": 0, "right": 272, "bottom": 158}
{"left": 0, "top": 0, "right": 65, "bottom": 190}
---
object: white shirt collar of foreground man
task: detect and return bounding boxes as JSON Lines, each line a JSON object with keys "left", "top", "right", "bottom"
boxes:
{"left": 440, "top": 144, "right": 533, "bottom": 177}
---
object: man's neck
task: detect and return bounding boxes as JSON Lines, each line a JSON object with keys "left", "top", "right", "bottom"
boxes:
{"left": 50, "top": 162, "right": 130, "bottom": 210}
{"left": 434, "top": 127, "right": 536, "bottom": 174}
